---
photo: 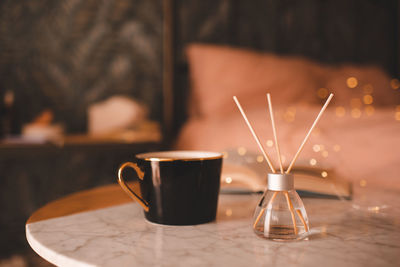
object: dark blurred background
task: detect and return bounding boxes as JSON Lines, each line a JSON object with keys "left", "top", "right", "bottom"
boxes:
{"left": 0, "top": 0, "right": 398, "bottom": 135}
{"left": 0, "top": 0, "right": 163, "bottom": 134}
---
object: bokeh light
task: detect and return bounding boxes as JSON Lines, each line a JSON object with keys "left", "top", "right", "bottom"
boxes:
{"left": 336, "top": 106, "right": 346, "bottom": 117}
{"left": 363, "top": 94, "right": 373, "bottom": 105}
{"left": 333, "top": 144, "right": 341, "bottom": 152}
{"left": 395, "top": 112, "right": 400, "bottom": 121}
{"left": 225, "top": 209, "right": 233, "bottom": 216}
{"left": 390, "top": 78, "right": 400, "bottom": 90}
{"left": 395, "top": 105, "right": 400, "bottom": 121}
{"left": 313, "top": 144, "right": 321, "bottom": 152}
{"left": 266, "top": 140, "right": 274, "bottom": 147}
{"left": 365, "top": 106, "right": 375, "bottom": 116}
{"left": 283, "top": 107, "right": 296, "bottom": 122}
{"left": 317, "top": 88, "right": 329, "bottom": 99}
{"left": 351, "top": 108, "right": 361, "bottom": 118}
{"left": 346, "top": 77, "right": 358, "bottom": 88}
{"left": 238, "top": 147, "right": 246, "bottom": 155}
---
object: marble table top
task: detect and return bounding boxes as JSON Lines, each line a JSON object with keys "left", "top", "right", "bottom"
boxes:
{"left": 26, "top": 185, "right": 400, "bottom": 267}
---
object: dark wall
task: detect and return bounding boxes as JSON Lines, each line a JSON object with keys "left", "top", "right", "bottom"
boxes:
{"left": 0, "top": 0, "right": 163, "bottom": 133}
{"left": 175, "top": 0, "right": 398, "bottom": 73}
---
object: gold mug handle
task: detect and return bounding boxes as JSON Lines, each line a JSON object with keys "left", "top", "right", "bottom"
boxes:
{"left": 118, "top": 162, "right": 149, "bottom": 212}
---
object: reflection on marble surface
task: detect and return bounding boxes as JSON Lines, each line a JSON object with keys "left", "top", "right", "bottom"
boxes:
{"left": 27, "top": 190, "right": 400, "bottom": 267}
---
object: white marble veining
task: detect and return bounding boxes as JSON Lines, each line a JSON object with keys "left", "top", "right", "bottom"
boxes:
{"left": 27, "top": 187, "right": 400, "bottom": 267}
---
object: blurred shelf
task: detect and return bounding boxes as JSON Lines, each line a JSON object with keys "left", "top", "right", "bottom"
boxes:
{"left": 0, "top": 130, "right": 162, "bottom": 157}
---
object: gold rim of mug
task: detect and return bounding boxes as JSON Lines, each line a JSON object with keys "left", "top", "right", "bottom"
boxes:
{"left": 136, "top": 151, "right": 223, "bottom": 162}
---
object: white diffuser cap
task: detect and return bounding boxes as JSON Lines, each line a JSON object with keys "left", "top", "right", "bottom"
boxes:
{"left": 267, "top": 173, "right": 294, "bottom": 191}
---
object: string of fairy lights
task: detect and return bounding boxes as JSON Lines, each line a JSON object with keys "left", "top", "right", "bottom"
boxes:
{"left": 317, "top": 76, "right": 400, "bottom": 120}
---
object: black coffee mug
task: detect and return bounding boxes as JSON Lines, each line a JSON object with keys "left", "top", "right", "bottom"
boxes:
{"left": 117, "top": 151, "right": 223, "bottom": 225}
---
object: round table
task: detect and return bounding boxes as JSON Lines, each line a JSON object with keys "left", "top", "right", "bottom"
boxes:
{"left": 26, "top": 184, "right": 400, "bottom": 267}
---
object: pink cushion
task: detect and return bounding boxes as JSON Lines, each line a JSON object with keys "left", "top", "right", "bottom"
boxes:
{"left": 186, "top": 44, "right": 398, "bottom": 118}
{"left": 187, "top": 44, "right": 322, "bottom": 118}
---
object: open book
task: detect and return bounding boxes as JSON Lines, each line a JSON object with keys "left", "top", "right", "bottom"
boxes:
{"left": 220, "top": 161, "right": 352, "bottom": 200}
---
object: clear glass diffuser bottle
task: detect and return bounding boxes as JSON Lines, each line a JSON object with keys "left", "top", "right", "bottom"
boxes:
{"left": 253, "top": 173, "right": 310, "bottom": 240}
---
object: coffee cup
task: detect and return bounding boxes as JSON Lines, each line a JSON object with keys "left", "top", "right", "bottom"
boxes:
{"left": 117, "top": 151, "right": 223, "bottom": 225}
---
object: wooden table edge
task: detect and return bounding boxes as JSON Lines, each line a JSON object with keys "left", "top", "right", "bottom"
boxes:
{"left": 27, "top": 184, "right": 134, "bottom": 224}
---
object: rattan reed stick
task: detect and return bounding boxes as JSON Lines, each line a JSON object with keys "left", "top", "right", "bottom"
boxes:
{"left": 284, "top": 191, "right": 298, "bottom": 235}
{"left": 296, "top": 209, "right": 309, "bottom": 232}
{"left": 266, "top": 93, "right": 284, "bottom": 174}
{"left": 286, "top": 93, "right": 334, "bottom": 173}
{"left": 253, "top": 191, "right": 278, "bottom": 229}
{"left": 233, "top": 96, "right": 276, "bottom": 173}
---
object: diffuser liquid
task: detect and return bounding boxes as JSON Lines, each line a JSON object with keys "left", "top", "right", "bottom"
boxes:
{"left": 254, "top": 224, "right": 308, "bottom": 241}
{"left": 252, "top": 190, "right": 310, "bottom": 240}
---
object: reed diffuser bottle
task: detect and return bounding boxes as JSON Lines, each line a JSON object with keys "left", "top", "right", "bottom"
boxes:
{"left": 234, "top": 93, "right": 333, "bottom": 241}
{"left": 253, "top": 173, "right": 309, "bottom": 240}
